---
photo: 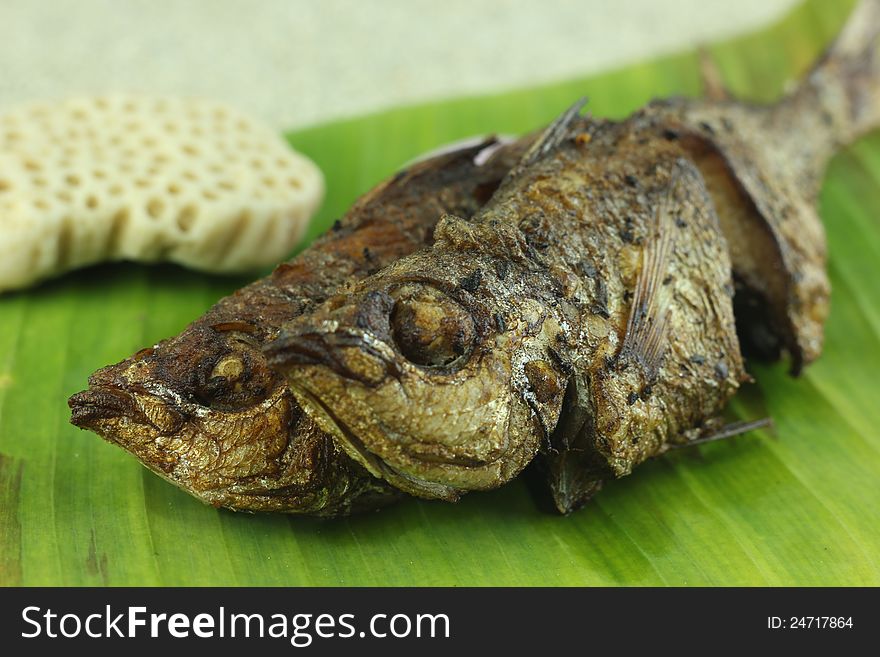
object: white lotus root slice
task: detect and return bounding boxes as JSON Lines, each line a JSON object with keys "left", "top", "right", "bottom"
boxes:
{"left": 0, "top": 95, "right": 324, "bottom": 292}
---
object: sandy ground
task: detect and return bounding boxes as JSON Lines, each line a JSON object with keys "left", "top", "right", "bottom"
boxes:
{"left": 0, "top": 0, "right": 796, "bottom": 129}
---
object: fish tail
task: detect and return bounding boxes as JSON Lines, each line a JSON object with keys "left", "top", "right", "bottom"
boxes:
{"left": 810, "top": 0, "right": 880, "bottom": 142}
{"left": 766, "top": 0, "right": 880, "bottom": 193}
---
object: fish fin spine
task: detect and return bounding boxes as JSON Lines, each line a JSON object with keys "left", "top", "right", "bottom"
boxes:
{"left": 669, "top": 416, "right": 773, "bottom": 450}
{"left": 618, "top": 160, "right": 693, "bottom": 376}
{"left": 505, "top": 98, "right": 588, "bottom": 180}
{"left": 698, "top": 47, "right": 731, "bottom": 101}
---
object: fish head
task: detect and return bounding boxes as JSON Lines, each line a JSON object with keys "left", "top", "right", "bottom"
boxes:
{"left": 68, "top": 323, "right": 312, "bottom": 508}
{"left": 265, "top": 261, "right": 556, "bottom": 498}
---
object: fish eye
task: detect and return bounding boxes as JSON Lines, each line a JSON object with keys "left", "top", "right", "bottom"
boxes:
{"left": 390, "top": 285, "right": 476, "bottom": 368}
{"left": 192, "top": 344, "right": 274, "bottom": 410}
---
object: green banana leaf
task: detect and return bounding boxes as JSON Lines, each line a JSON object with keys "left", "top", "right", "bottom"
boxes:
{"left": 2, "top": 0, "right": 877, "bottom": 586}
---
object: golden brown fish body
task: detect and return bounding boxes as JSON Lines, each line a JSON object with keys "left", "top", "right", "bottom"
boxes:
{"left": 267, "top": 121, "right": 746, "bottom": 501}
{"left": 68, "top": 137, "right": 528, "bottom": 515}
{"left": 655, "top": 0, "right": 880, "bottom": 371}
{"left": 267, "top": 1, "right": 880, "bottom": 508}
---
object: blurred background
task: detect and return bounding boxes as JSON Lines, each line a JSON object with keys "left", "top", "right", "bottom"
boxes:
{"left": 0, "top": 0, "right": 795, "bottom": 129}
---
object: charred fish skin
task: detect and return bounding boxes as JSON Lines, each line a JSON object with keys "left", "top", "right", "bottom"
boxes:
{"left": 647, "top": 0, "right": 880, "bottom": 372}
{"left": 69, "top": 136, "right": 529, "bottom": 516}
{"left": 268, "top": 0, "right": 880, "bottom": 507}
{"left": 267, "top": 112, "right": 747, "bottom": 501}
{"left": 548, "top": 0, "right": 880, "bottom": 512}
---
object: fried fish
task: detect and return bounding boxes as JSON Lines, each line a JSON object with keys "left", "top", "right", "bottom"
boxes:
{"left": 69, "top": 136, "right": 527, "bottom": 515}
{"left": 265, "top": 0, "right": 880, "bottom": 511}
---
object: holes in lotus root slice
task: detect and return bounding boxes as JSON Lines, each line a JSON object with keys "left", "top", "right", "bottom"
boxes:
{"left": 176, "top": 205, "right": 198, "bottom": 233}
{"left": 56, "top": 217, "right": 74, "bottom": 269}
{"left": 0, "top": 94, "right": 323, "bottom": 291}
{"left": 212, "top": 210, "right": 253, "bottom": 264}
{"left": 146, "top": 198, "right": 165, "bottom": 219}
{"left": 106, "top": 208, "right": 130, "bottom": 252}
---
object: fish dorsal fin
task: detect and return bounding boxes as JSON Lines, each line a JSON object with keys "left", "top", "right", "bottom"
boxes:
{"left": 618, "top": 160, "right": 694, "bottom": 376}
{"left": 698, "top": 47, "right": 731, "bottom": 101}
{"left": 505, "top": 98, "right": 588, "bottom": 180}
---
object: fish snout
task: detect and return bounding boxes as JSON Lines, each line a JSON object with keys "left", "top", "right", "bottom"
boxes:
{"left": 69, "top": 386, "right": 145, "bottom": 430}
{"left": 68, "top": 384, "right": 185, "bottom": 436}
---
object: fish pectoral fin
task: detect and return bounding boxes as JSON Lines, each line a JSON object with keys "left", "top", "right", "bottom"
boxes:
{"left": 618, "top": 161, "right": 694, "bottom": 376}
{"left": 505, "top": 97, "right": 588, "bottom": 180}
{"left": 543, "top": 374, "right": 613, "bottom": 514}
{"left": 548, "top": 374, "right": 593, "bottom": 453}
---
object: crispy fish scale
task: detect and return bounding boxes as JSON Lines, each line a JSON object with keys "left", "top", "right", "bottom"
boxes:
{"left": 266, "top": 113, "right": 747, "bottom": 501}
{"left": 68, "top": 136, "right": 528, "bottom": 515}
{"left": 549, "top": 0, "right": 880, "bottom": 512}
{"left": 541, "top": 135, "right": 747, "bottom": 512}
{"left": 637, "top": 99, "right": 831, "bottom": 374}
{"left": 548, "top": 0, "right": 880, "bottom": 513}
{"left": 644, "top": 0, "right": 880, "bottom": 371}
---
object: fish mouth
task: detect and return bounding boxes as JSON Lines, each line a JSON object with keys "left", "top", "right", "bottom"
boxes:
{"left": 68, "top": 383, "right": 185, "bottom": 437}
{"left": 69, "top": 386, "right": 151, "bottom": 431}
{"left": 70, "top": 384, "right": 191, "bottom": 488}
{"left": 265, "top": 328, "right": 398, "bottom": 387}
